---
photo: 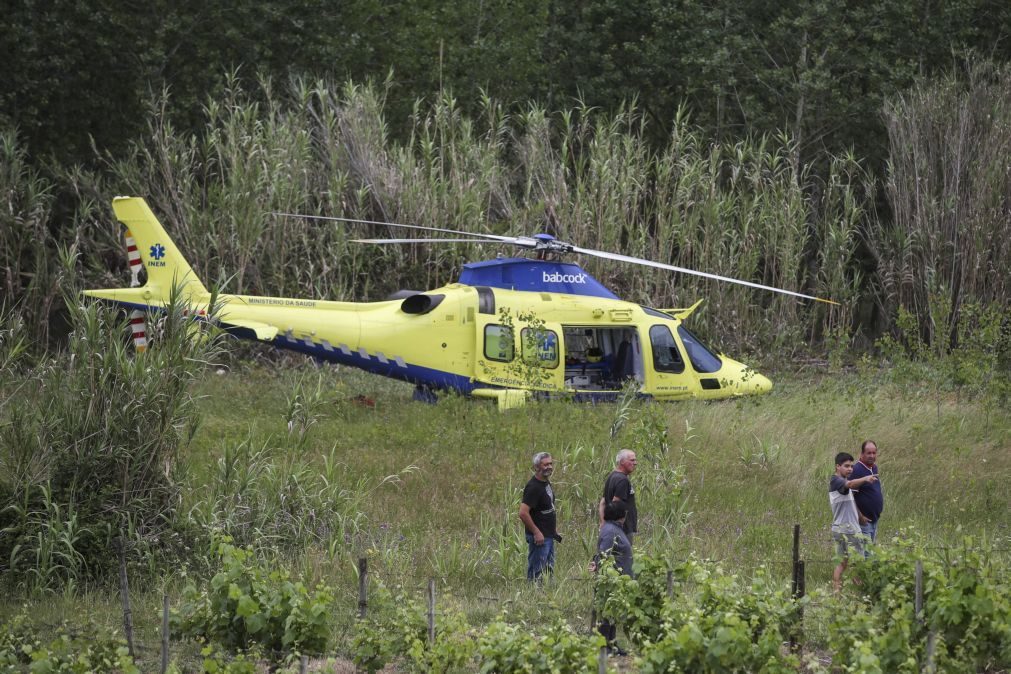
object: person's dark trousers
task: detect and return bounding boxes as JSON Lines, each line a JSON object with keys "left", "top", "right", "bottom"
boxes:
{"left": 598, "top": 620, "right": 617, "bottom": 645}
{"left": 525, "top": 534, "right": 555, "bottom": 581}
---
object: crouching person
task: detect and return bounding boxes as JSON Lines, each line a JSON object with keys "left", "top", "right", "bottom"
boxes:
{"left": 593, "top": 501, "right": 633, "bottom": 656}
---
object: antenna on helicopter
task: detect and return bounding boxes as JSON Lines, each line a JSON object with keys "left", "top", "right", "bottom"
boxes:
{"left": 274, "top": 212, "right": 839, "bottom": 305}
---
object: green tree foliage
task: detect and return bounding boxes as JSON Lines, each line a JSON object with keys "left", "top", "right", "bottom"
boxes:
{"left": 547, "top": 0, "right": 1011, "bottom": 170}
{"left": 0, "top": 0, "right": 550, "bottom": 165}
{"left": 5, "top": 0, "right": 1011, "bottom": 168}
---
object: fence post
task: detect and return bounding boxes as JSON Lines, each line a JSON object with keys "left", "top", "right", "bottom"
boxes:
{"left": 666, "top": 570, "right": 674, "bottom": 599}
{"left": 788, "top": 525, "right": 801, "bottom": 653}
{"left": 795, "top": 560, "right": 806, "bottom": 652}
{"left": 790, "top": 557, "right": 805, "bottom": 654}
{"left": 118, "top": 537, "right": 135, "bottom": 658}
{"left": 791, "top": 524, "right": 800, "bottom": 597}
{"left": 915, "top": 560, "right": 924, "bottom": 624}
{"left": 299, "top": 655, "right": 308, "bottom": 673}
{"left": 160, "top": 594, "right": 170, "bottom": 674}
{"left": 924, "top": 630, "right": 937, "bottom": 674}
{"left": 598, "top": 645, "right": 608, "bottom": 673}
{"left": 797, "top": 560, "right": 806, "bottom": 599}
{"left": 427, "top": 579, "right": 436, "bottom": 644}
{"left": 358, "top": 557, "right": 368, "bottom": 619}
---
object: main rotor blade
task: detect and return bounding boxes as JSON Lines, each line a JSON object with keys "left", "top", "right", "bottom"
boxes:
{"left": 572, "top": 246, "right": 839, "bottom": 305}
{"left": 273, "top": 212, "right": 520, "bottom": 244}
{"left": 352, "top": 237, "right": 506, "bottom": 245}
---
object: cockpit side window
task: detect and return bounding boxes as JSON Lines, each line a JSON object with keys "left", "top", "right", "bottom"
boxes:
{"left": 649, "top": 325, "right": 685, "bottom": 373}
{"left": 677, "top": 325, "right": 722, "bottom": 373}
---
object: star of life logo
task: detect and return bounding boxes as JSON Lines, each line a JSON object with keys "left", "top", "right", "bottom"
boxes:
{"left": 148, "top": 243, "right": 167, "bottom": 267}
{"left": 542, "top": 271, "right": 587, "bottom": 284}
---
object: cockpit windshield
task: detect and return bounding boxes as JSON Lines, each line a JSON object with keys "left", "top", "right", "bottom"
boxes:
{"left": 677, "top": 326, "right": 722, "bottom": 373}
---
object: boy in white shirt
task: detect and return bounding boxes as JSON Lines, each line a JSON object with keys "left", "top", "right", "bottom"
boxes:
{"left": 829, "top": 452, "right": 878, "bottom": 591}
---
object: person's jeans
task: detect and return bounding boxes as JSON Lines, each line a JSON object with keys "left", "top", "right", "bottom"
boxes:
{"left": 859, "top": 520, "right": 878, "bottom": 557}
{"left": 525, "top": 534, "right": 555, "bottom": 581}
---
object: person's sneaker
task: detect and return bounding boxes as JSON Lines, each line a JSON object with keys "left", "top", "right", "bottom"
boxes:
{"left": 607, "top": 645, "right": 629, "bottom": 657}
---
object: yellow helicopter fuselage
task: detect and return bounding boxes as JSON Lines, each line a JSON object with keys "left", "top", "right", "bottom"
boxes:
{"left": 84, "top": 197, "right": 772, "bottom": 407}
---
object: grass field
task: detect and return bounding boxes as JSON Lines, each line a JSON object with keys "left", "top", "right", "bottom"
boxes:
{"left": 4, "top": 356, "right": 1010, "bottom": 670}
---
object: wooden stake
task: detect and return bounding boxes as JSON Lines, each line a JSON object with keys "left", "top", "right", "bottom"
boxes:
{"left": 915, "top": 560, "right": 923, "bottom": 624}
{"left": 300, "top": 655, "right": 308, "bottom": 673}
{"left": 427, "top": 579, "right": 436, "bottom": 644}
{"left": 791, "top": 524, "right": 800, "bottom": 597}
{"left": 790, "top": 558, "right": 806, "bottom": 654}
{"left": 797, "top": 560, "right": 806, "bottom": 598}
{"left": 160, "top": 594, "right": 170, "bottom": 674}
{"left": 358, "top": 557, "right": 368, "bottom": 619}
{"left": 795, "top": 560, "right": 806, "bottom": 652}
{"left": 925, "top": 630, "right": 937, "bottom": 673}
{"left": 598, "top": 645, "right": 608, "bottom": 673}
{"left": 118, "top": 538, "right": 135, "bottom": 658}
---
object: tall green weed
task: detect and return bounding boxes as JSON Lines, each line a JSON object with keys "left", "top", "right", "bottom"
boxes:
{"left": 0, "top": 280, "right": 222, "bottom": 592}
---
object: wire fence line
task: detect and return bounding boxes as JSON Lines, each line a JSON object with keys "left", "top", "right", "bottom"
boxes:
{"left": 357, "top": 546, "right": 1011, "bottom": 595}
{"left": 114, "top": 523, "right": 1009, "bottom": 672}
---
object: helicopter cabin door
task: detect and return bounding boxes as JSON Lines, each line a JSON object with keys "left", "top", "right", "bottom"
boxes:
{"left": 643, "top": 323, "right": 694, "bottom": 400}
{"left": 474, "top": 312, "right": 564, "bottom": 393}
{"left": 560, "top": 326, "right": 644, "bottom": 392}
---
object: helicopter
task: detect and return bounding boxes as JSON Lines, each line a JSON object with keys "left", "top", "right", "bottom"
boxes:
{"left": 84, "top": 197, "right": 836, "bottom": 409}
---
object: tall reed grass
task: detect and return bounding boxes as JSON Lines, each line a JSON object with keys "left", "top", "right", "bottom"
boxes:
{"left": 6, "top": 66, "right": 1011, "bottom": 358}
{"left": 13, "top": 65, "right": 1011, "bottom": 361}
{"left": 880, "top": 60, "right": 1011, "bottom": 347}
{"left": 0, "top": 130, "right": 58, "bottom": 347}
{"left": 52, "top": 74, "right": 869, "bottom": 355}
{"left": 0, "top": 278, "right": 223, "bottom": 592}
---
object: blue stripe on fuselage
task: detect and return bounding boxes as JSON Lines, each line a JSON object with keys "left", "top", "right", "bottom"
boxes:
{"left": 269, "top": 334, "right": 475, "bottom": 392}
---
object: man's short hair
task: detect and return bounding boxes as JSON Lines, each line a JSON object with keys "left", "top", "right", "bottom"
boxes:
{"left": 615, "top": 448, "right": 634, "bottom": 466}
{"left": 860, "top": 440, "right": 876, "bottom": 454}
{"left": 532, "top": 452, "right": 552, "bottom": 470}
{"left": 835, "top": 451, "right": 854, "bottom": 466}
{"left": 603, "top": 501, "right": 627, "bottom": 521}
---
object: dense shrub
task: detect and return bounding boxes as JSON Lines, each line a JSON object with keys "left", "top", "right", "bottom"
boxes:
{"left": 173, "top": 537, "right": 334, "bottom": 660}
{"left": 837, "top": 536, "right": 1011, "bottom": 673}
{"left": 476, "top": 619, "right": 604, "bottom": 674}
{"left": 594, "top": 555, "right": 799, "bottom": 672}
{"left": 0, "top": 612, "right": 139, "bottom": 673}
{"left": 351, "top": 582, "right": 474, "bottom": 673}
{"left": 0, "top": 290, "right": 221, "bottom": 592}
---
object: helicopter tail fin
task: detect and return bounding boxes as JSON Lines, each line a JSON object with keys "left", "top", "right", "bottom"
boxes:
{"left": 85, "top": 197, "right": 209, "bottom": 307}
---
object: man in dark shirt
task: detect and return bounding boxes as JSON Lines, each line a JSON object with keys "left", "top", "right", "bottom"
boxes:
{"left": 519, "top": 452, "right": 559, "bottom": 581}
{"left": 850, "top": 440, "right": 883, "bottom": 551}
{"left": 599, "top": 449, "right": 638, "bottom": 545}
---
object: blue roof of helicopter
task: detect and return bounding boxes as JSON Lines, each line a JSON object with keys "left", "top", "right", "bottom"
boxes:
{"left": 458, "top": 257, "right": 619, "bottom": 299}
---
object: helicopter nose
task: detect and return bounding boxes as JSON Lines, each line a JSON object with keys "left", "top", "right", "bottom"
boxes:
{"left": 751, "top": 371, "right": 773, "bottom": 394}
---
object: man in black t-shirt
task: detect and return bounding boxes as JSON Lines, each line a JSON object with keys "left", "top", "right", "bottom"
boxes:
{"left": 519, "top": 452, "right": 559, "bottom": 581}
{"left": 599, "top": 449, "right": 638, "bottom": 544}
